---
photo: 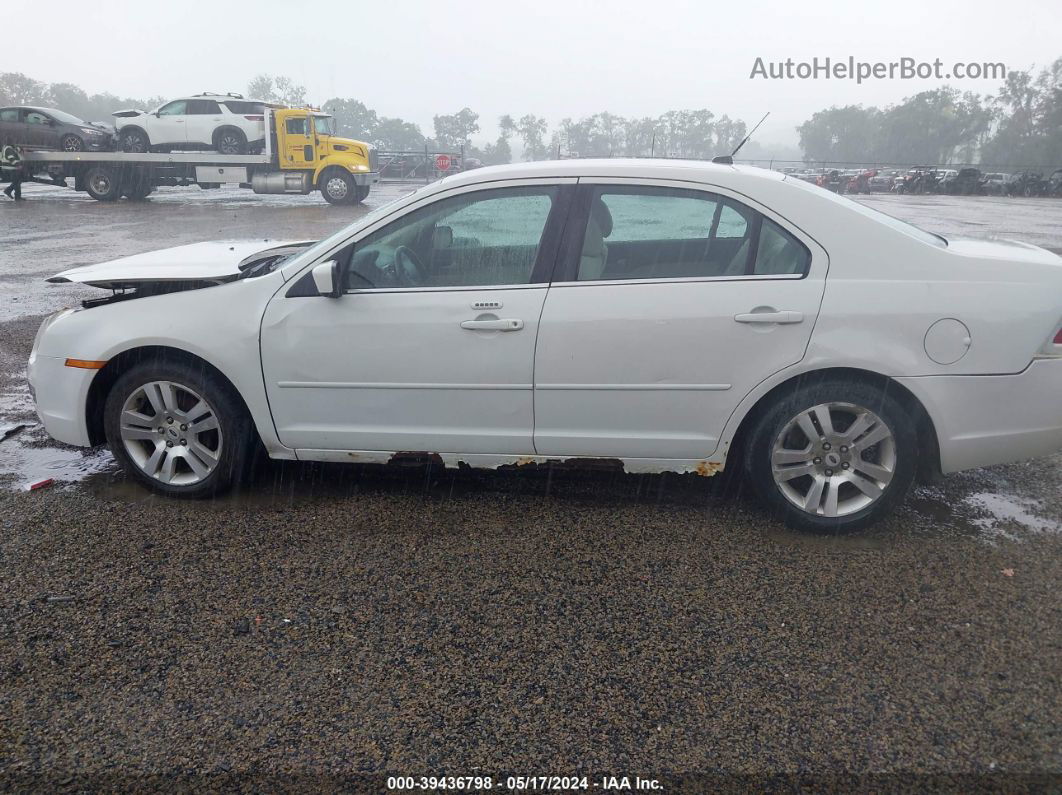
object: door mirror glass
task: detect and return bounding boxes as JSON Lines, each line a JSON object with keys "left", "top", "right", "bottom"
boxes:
{"left": 312, "top": 260, "right": 340, "bottom": 297}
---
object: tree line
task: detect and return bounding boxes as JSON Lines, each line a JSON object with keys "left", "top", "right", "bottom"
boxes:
{"left": 3, "top": 60, "right": 1062, "bottom": 168}
{"left": 798, "top": 57, "right": 1062, "bottom": 168}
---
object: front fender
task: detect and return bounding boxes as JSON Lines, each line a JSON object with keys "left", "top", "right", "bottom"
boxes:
{"left": 34, "top": 273, "right": 295, "bottom": 459}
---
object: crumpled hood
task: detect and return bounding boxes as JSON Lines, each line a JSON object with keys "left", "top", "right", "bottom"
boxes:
{"left": 48, "top": 240, "right": 313, "bottom": 289}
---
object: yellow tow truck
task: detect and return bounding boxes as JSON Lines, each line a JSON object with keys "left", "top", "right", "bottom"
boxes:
{"left": 22, "top": 107, "right": 379, "bottom": 205}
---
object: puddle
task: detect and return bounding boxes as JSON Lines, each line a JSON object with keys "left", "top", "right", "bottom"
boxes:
{"left": 963, "top": 492, "right": 1062, "bottom": 538}
{"left": 0, "top": 427, "right": 118, "bottom": 490}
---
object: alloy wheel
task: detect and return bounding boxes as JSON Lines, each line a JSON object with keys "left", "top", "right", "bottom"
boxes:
{"left": 62, "top": 136, "right": 83, "bottom": 152}
{"left": 218, "top": 133, "right": 241, "bottom": 153}
{"left": 770, "top": 402, "right": 896, "bottom": 517}
{"left": 119, "top": 380, "right": 223, "bottom": 485}
{"left": 326, "top": 176, "right": 349, "bottom": 199}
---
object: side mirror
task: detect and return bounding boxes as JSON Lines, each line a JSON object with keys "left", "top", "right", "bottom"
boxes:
{"left": 311, "top": 260, "right": 341, "bottom": 298}
{"left": 432, "top": 225, "right": 454, "bottom": 249}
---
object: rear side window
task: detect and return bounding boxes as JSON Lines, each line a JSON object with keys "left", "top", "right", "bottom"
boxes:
{"left": 186, "top": 100, "right": 221, "bottom": 114}
{"left": 0, "top": 108, "right": 18, "bottom": 122}
{"left": 573, "top": 186, "right": 807, "bottom": 281}
{"left": 754, "top": 218, "right": 810, "bottom": 275}
{"left": 224, "top": 101, "right": 264, "bottom": 114}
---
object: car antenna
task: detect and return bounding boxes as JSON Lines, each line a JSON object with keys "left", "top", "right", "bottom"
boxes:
{"left": 712, "top": 112, "right": 769, "bottom": 165}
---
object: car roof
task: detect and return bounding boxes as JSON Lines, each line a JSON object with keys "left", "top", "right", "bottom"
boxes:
{"left": 434, "top": 158, "right": 787, "bottom": 192}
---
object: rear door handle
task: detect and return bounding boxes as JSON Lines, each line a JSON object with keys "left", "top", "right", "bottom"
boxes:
{"left": 461, "top": 318, "right": 524, "bottom": 331}
{"left": 734, "top": 310, "right": 804, "bottom": 324}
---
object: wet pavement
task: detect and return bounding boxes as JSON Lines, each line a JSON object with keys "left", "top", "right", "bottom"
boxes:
{"left": 1, "top": 183, "right": 1060, "bottom": 785}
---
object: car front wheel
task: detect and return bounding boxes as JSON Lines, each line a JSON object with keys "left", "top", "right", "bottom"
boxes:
{"left": 120, "top": 129, "right": 150, "bottom": 153}
{"left": 61, "top": 134, "right": 84, "bottom": 152}
{"left": 746, "top": 379, "right": 918, "bottom": 533}
{"left": 103, "top": 361, "right": 254, "bottom": 498}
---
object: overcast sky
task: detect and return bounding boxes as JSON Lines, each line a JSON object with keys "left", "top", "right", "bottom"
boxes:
{"left": 5, "top": 0, "right": 1060, "bottom": 146}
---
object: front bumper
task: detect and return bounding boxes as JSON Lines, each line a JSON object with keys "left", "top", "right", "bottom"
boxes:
{"left": 897, "top": 358, "right": 1062, "bottom": 473}
{"left": 27, "top": 352, "right": 97, "bottom": 447}
{"left": 351, "top": 170, "right": 379, "bottom": 186}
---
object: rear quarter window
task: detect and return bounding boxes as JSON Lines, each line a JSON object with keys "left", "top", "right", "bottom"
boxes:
{"left": 224, "top": 101, "right": 264, "bottom": 114}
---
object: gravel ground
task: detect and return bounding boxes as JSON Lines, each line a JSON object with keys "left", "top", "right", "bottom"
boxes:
{"left": 1, "top": 185, "right": 1060, "bottom": 789}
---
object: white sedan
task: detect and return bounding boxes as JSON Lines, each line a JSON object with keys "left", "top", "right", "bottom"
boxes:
{"left": 28, "top": 160, "right": 1062, "bottom": 532}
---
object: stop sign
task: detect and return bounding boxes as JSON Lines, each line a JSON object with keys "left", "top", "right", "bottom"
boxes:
{"left": 435, "top": 154, "right": 452, "bottom": 171}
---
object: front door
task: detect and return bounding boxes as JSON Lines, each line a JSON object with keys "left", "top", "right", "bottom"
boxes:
{"left": 282, "top": 115, "right": 315, "bottom": 168}
{"left": 533, "top": 180, "right": 827, "bottom": 461}
{"left": 148, "top": 100, "right": 189, "bottom": 147}
{"left": 183, "top": 98, "right": 223, "bottom": 147}
{"left": 261, "top": 181, "right": 573, "bottom": 455}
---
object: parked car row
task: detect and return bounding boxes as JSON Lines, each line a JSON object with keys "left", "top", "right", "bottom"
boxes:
{"left": 787, "top": 165, "right": 1062, "bottom": 197}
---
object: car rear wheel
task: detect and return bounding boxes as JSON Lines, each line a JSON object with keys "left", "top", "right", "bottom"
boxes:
{"left": 215, "top": 128, "right": 247, "bottom": 155}
{"left": 84, "top": 166, "right": 122, "bottom": 201}
{"left": 61, "top": 134, "right": 84, "bottom": 152}
{"left": 120, "top": 128, "right": 150, "bottom": 153}
{"left": 104, "top": 361, "right": 255, "bottom": 498}
{"left": 745, "top": 379, "right": 918, "bottom": 533}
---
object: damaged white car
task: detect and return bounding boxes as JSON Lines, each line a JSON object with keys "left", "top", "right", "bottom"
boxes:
{"left": 28, "top": 160, "right": 1062, "bottom": 531}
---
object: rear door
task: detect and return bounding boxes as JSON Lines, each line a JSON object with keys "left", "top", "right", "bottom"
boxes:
{"left": 533, "top": 179, "right": 828, "bottom": 461}
{"left": 0, "top": 107, "right": 21, "bottom": 146}
{"left": 183, "top": 99, "right": 223, "bottom": 147}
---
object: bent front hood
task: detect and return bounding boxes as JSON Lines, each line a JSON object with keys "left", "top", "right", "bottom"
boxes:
{"left": 48, "top": 240, "right": 313, "bottom": 289}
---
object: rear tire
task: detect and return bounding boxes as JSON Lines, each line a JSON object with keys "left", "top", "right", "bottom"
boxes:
{"left": 84, "top": 165, "right": 122, "bottom": 201}
{"left": 103, "top": 361, "right": 255, "bottom": 499}
{"left": 745, "top": 378, "right": 918, "bottom": 533}
{"left": 121, "top": 168, "right": 154, "bottom": 200}
{"left": 214, "top": 128, "right": 247, "bottom": 155}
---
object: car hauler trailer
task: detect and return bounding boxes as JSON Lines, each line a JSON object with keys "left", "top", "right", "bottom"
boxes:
{"left": 21, "top": 107, "right": 379, "bottom": 204}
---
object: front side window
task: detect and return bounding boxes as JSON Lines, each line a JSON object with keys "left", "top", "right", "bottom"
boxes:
{"left": 25, "top": 111, "right": 49, "bottom": 125}
{"left": 574, "top": 186, "right": 805, "bottom": 281}
{"left": 158, "top": 101, "right": 187, "bottom": 116}
{"left": 345, "top": 186, "right": 558, "bottom": 290}
{"left": 286, "top": 117, "right": 308, "bottom": 135}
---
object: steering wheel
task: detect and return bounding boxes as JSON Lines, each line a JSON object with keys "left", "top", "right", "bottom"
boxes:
{"left": 393, "top": 246, "right": 427, "bottom": 287}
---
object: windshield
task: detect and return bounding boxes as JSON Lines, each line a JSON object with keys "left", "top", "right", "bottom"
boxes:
{"left": 314, "top": 116, "right": 336, "bottom": 135}
{"left": 784, "top": 175, "right": 947, "bottom": 247}
{"left": 46, "top": 108, "right": 86, "bottom": 125}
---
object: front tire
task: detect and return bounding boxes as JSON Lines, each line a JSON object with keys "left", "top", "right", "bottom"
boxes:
{"left": 320, "top": 168, "right": 356, "bottom": 204}
{"left": 104, "top": 361, "right": 254, "bottom": 498}
{"left": 61, "top": 134, "right": 84, "bottom": 152}
{"left": 119, "top": 128, "right": 150, "bottom": 153}
{"left": 745, "top": 379, "right": 918, "bottom": 533}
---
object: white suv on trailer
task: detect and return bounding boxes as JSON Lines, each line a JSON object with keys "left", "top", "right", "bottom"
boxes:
{"left": 113, "top": 93, "right": 275, "bottom": 155}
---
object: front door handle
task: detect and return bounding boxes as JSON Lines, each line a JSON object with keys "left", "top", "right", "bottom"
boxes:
{"left": 461, "top": 318, "right": 524, "bottom": 331}
{"left": 734, "top": 310, "right": 804, "bottom": 324}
